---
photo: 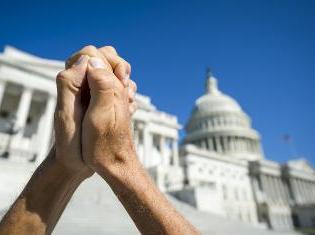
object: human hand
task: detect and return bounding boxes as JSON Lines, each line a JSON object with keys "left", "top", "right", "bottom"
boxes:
{"left": 54, "top": 46, "right": 137, "bottom": 177}
{"left": 81, "top": 48, "right": 138, "bottom": 177}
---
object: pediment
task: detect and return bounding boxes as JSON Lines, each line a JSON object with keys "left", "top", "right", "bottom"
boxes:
{"left": 287, "top": 158, "right": 315, "bottom": 173}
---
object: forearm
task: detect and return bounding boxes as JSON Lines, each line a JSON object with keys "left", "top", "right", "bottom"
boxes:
{"left": 0, "top": 149, "right": 88, "bottom": 235}
{"left": 97, "top": 152, "right": 200, "bottom": 235}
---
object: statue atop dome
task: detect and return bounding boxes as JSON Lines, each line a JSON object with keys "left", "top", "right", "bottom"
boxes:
{"left": 205, "top": 67, "right": 220, "bottom": 95}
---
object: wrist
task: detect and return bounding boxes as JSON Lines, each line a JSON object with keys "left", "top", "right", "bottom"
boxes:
{"left": 93, "top": 148, "right": 141, "bottom": 181}
{"left": 49, "top": 147, "right": 92, "bottom": 181}
{"left": 96, "top": 153, "right": 153, "bottom": 198}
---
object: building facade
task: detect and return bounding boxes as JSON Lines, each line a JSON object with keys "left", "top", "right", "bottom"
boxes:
{"left": 0, "top": 46, "right": 314, "bottom": 231}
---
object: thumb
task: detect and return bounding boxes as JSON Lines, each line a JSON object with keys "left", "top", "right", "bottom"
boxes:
{"left": 87, "top": 57, "right": 117, "bottom": 107}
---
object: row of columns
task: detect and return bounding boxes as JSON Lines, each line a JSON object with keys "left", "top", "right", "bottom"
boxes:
{"left": 290, "top": 178, "right": 315, "bottom": 204}
{"left": 0, "top": 80, "right": 56, "bottom": 163}
{"left": 133, "top": 121, "right": 179, "bottom": 168}
{"left": 258, "top": 174, "right": 315, "bottom": 206}
{"left": 193, "top": 116, "right": 247, "bottom": 130}
{"left": 196, "top": 135, "right": 260, "bottom": 154}
{"left": 256, "top": 174, "right": 294, "bottom": 230}
{"left": 260, "top": 174, "right": 290, "bottom": 204}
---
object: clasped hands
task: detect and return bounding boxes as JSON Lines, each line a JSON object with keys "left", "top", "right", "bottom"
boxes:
{"left": 54, "top": 45, "right": 138, "bottom": 180}
{"left": 0, "top": 45, "right": 200, "bottom": 235}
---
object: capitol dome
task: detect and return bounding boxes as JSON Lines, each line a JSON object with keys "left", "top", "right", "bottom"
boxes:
{"left": 184, "top": 70, "right": 263, "bottom": 161}
{"left": 194, "top": 77, "right": 242, "bottom": 115}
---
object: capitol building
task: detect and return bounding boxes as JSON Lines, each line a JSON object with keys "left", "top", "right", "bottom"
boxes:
{"left": 0, "top": 46, "right": 314, "bottom": 234}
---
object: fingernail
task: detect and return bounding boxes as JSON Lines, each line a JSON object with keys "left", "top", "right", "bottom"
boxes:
{"left": 89, "top": 57, "right": 106, "bottom": 68}
{"left": 74, "top": 55, "right": 87, "bottom": 66}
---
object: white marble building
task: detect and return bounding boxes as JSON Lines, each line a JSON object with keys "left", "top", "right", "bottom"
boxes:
{"left": 0, "top": 46, "right": 314, "bottom": 232}
{"left": 171, "top": 70, "right": 315, "bottom": 231}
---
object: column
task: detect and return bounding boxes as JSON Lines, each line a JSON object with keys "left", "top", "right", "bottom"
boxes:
{"left": 235, "top": 137, "right": 240, "bottom": 152}
{"left": 247, "top": 139, "right": 251, "bottom": 152}
{"left": 303, "top": 181, "right": 310, "bottom": 203}
{"left": 231, "top": 137, "right": 236, "bottom": 152}
{"left": 273, "top": 177, "right": 282, "bottom": 204}
{"left": 37, "top": 95, "right": 56, "bottom": 164}
{"left": 143, "top": 124, "right": 151, "bottom": 168}
{"left": 227, "top": 137, "right": 232, "bottom": 152}
{"left": 252, "top": 140, "right": 256, "bottom": 153}
{"left": 268, "top": 176, "right": 276, "bottom": 203}
{"left": 278, "top": 178, "right": 287, "bottom": 203}
{"left": 309, "top": 182, "right": 313, "bottom": 201}
{"left": 207, "top": 137, "right": 213, "bottom": 151}
{"left": 0, "top": 80, "right": 6, "bottom": 108}
{"left": 292, "top": 178, "right": 301, "bottom": 204}
{"left": 239, "top": 138, "right": 243, "bottom": 152}
{"left": 270, "top": 176, "right": 278, "bottom": 203}
{"left": 311, "top": 182, "right": 315, "bottom": 201}
{"left": 14, "top": 88, "right": 33, "bottom": 136}
{"left": 298, "top": 179, "right": 306, "bottom": 204}
{"left": 252, "top": 141, "right": 257, "bottom": 153}
{"left": 283, "top": 179, "right": 292, "bottom": 203}
{"left": 256, "top": 142, "right": 261, "bottom": 153}
{"left": 215, "top": 136, "right": 221, "bottom": 153}
{"left": 223, "top": 136, "right": 228, "bottom": 152}
{"left": 305, "top": 182, "right": 311, "bottom": 202}
{"left": 260, "top": 174, "right": 270, "bottom": 201}
{"left": 171, "top": 138, "right": 179, "bottom": 166}
{"left": 159, "top": 135, "right": 167, "bottom": 165}
{"left": 302, "top": 181, "right": 308, "bottom": 203}
{"left": 243, "top": 138, "right": 247, "bottom": 152}
{"left": 307, "top": 181, "right": 313, "bottom": 202}
{"left": 200, "top": 139, "right": 206, "bottom": 149}
{"left": 238, "top": 138, "right": 242, "bottom": 152}
{"left": 267, "top": 175, "right": 275, "bottom": 203}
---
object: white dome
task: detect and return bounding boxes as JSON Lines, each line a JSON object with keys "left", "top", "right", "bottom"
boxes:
{"left": 194, "top": 77, "right": 242, "bottom": 116}
{"left": 183, "top": 70, "right": 263, "bottom": 161}
{"left": 189, "top": 74, "right": 247, "bottom": 123}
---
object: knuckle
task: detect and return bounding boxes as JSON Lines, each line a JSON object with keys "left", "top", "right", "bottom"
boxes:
{"left": 101, "top": 45, "right": 117, "bottom": 54}
{"left": 56, "top": 70, "right": 76, "bottom": 89}
{"left": 56, "top": 70, "right": 68, "bottom": 82}
{"left": 81, "top": 45, "right": 98, "bottom": 55}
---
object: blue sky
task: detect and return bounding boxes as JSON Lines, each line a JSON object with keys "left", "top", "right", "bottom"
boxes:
{"left": 1, "top": 0, "right": 314, "bottom": 164}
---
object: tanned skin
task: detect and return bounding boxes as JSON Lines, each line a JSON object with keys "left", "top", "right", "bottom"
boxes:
{"left": 0, "top": 46, "right": 200, "bottom": 235}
